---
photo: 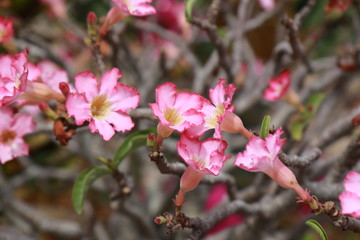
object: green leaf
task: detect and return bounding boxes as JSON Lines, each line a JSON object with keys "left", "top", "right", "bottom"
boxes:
{"left": 305, "top": 220, "right": 328, "bottom": 240}
{"left": 185, "top": 0, "right": 197, "bottom": 22}
{"left": 112, "top": 128, "right": 156, "bottom": 168}
{"left": 260, "top": 115, "right": 271, "bottom": 139}
{"left": 290, "top": 121, "right": 305, "bottom": 141}
{"left": 290, "top": 93, "right": 325, "bottom": 141}
{"left": 72, "top": 166, "right": 113, "bottom": 214}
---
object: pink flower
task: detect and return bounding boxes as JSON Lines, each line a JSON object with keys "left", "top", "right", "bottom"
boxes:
{"left": 149, "top": 82, "right": 204, "bottom": 138}
{"left": 0, "top": 107, "right": 36, "bottom": 164}
{"left": 0, "top": 16, "right": 13, "bottom": 43}
{"left": 66, "top": 68, "right": 139, "bottom": 141}
{"left": 204, "top": 184, "right": 243, "bottom": 236}
{"left": 339, "top": 171, "right": 360, "bottom": 218}
{"left": 38, "top": 61, "right": 69, "bottom": 93}
{"left": 263, "top": 70, "right": 290, "bottom": 102}
{"left": 20, "top": 60, "right": 69, "bottom": 104}
{"left": 0, "top": 51, "right": 29, "bottom": 106}
{"left": 174, "top": 134, "right": 230, "bottom": 207}
{"left": 100, "top": 6, "right": 126, "bottom": 36}
{"left": 186, "top": 79, "right": 236, "bottom": 138}
{"left": 111, "top": 0, "right": 156, "bottom": 16}
{"left": 259, "top": 0, "right": 275, "bottom": 11}
{"left": 235, "top": 128, "right": 309, "bottom": 201}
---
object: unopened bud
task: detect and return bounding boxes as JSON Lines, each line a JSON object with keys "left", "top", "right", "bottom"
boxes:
{"left": 146, "top": 133, "right": 156, "bottom": 148}
{"left": 154, "top": 216, "right": 166, "bottom": 224}
{"left": 59, "top": 82, "right": 70, "bottom": 97}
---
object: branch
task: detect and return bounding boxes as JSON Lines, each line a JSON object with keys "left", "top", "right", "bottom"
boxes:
{"left": 279, "top": 148, "right": 322, "bottom": 168}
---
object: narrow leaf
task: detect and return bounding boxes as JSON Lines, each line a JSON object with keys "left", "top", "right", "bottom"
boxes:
{"left": 72, "top": 166, "right": 113, "bottom": 214}
{"left": 112, "top": 128, "right": 156, "bottom": 168}
{"left": 185, "top": 0, "right": 196, "bottom": 22}
{"left": 260, "top": 115, "right": 271, "bottom": 139}
{"left": 305, "top": 220, "right": 328, "bottom": 240}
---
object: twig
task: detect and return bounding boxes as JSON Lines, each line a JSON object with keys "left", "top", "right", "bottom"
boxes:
{"left": 279, "top": 148, "right": 322, "bottom": 168}
{"left": 191, "top": 17, "right": 234, "bottom": 82}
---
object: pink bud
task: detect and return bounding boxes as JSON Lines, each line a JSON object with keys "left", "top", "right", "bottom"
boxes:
{"left": 220, "top": 112, "right": 252, "bottom": 140}
{"left": 87, "top": 12, "right": 97, "bottom": 25}
{"left": 59, "top": 82, "right": 70, "bottom": 96}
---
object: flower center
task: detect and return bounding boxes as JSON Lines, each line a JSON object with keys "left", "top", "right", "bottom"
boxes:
{"left": 164, "top": 107, "right": 183, "bottom": 126}
{"left": 205, "top": 104, "right": 225, "bottom": 128}
{"left": 0, "top": 129, "right": 16, "bottom": 145}
{"left": 90, "top": 94, "right": 112, "bottom": 119}
{"left": 193, "top": 155, "right": 207, "bottom": 169}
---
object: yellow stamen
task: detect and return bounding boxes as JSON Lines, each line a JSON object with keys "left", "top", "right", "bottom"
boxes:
{"left": 164, "top": 107, "right": 184, "bottom": 126}
{"left": 205, "top": 104, "right": 225, "bottom": 128}
{"left": 91, "top": 94, "right": 112, "bottom": 119}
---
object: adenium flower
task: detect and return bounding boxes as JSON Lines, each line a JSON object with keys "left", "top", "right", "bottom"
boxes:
{"left": 339, "top": 171, "right": 360, "bottom": 218}
{"left": 186, "top": 79, "right": 236, "bottom": 138}
{"left": 0, "top": 16, "right": 13, "bottom": 43}
{"left": 0, "top": 107, "right": 36, "bottom": 164}
{"left": 174, "top": 133, "right": 231, "bottom": 207}
{"left": 0, "top": 51, "right": 28, "bottom": 106}
{"left": 235, "top": 128, "right": 309, "bottom": 202}
{"left": 21, "top": 60, "right": 69, "bottom": 104}
{"left": 149, "top": 82, "right": 204, "bottom": 138}
{"left": 111, "top": 0, "right": 156, "bottom": 16}
{"left": 263, "top": 70, "right": 290, "bottom": 102}
{"left": 66, "top": 68, "right": 139, "bottom": 141}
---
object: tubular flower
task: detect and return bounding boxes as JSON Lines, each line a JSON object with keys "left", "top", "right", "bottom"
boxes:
{"left": 0, "top": 16, "right": 13, "bottom": 43}
{"left": 339, "top": 171, "right": 360, "bottom": 218}
{"left": 66, "top": 68, "right": 139, "bottom": 141}
{"left": 235, "top": 128, "right": 309, "bottom": 202}
{"left": 111, "top": 0, "right": 156, "bottom": 16}
{"left": 174, "top": 133, "right": 231, "bottom": 207}
{"left": 0, "top": 51, "right": 29, "bottom": 106}
{"left": 149, "top": 82, "right": 204, "bottom": 138}
{"left": 0, "top": 107, "right": 36, "bottom": 164}
{"left": 263, "top": 70, "right": 290, "bottom": 101}
{"left": 21, "top": 61, "right": 69, "bottom": 104}
{"left": 186, "top": 79, "right": 236, "bottom": 138}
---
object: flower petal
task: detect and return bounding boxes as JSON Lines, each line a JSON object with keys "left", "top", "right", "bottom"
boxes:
{"left": 108, "top": 82, "right": 140, "bottom": 111}
{"left": 66, "top": 93, "right": 91, "bottom": 125}
{"left": 89, "top": 118, "right": 115, "bottom": 141}
{"left": 106, "top": 111, "right": 135, "bottom": 132}
{"left": 74, "top": 71, "right": 99, "bottom": 101}
{"left": 99, "top": 68, "right": 122, "bottom": 96}
{"left": 11, "top": 114, "right": 36, "bottom": 137}
{"left": 339, "top": 191, "right": 360, "bottom": 218}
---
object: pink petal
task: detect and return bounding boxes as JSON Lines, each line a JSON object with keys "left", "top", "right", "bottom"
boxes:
{"left": 0, "top": 107, "right": 13, "bottom": 132}
{"left": 343, "top": 171, "right": 360, "bottom": 193}
{"left": 259, "top": 0, "right": 275, "bottom": 11}
{"left": 209, "top": 79, "right": 236, "bottom": 107}
{"left": 89, "top": 119, "right": 115, "bottom": 141}
{"left": 205, "top": 183, "right": 228, "bottom": 211}
{"left": 99, "top": 68, "right": 122, "bottom": 96}
{"left": 155, "top": 82, "right": 177, "bottom": 111}
{"left": 65, "top": 93, "right": 91, "bottom": 125}
{"left": 10, "top": 138, "right": 29, "bottom": 159}
{"left": 74, "top": 71, "right": 99, "bottom": 101}
{"left": 11, "top": 114, "right": 36, "bottom": 137}
{"left": 106, "top": 111, "right": 134, "bottom": 132}
{"left": 112, "top": 0, "right": 156, "bottom": 16}
{"left": 264, "top": 128, "right": 285, "bottom": 158}
{"left": 173, "top": 92, "right": 203, "bottom": 114}
{"left": 108, "top": 82, "right": 140, "bottom": 111}
{"left": 27, "top": 63, "right": 41, "bottom": 81}
{"left": 205, "top": 214, "right": 243, "bottom": 236}
{"left": 0, "top": 144, "right": 14, "bottom": 164}
{"left": 339, "top": 191, "right": 360, "bottom": 218}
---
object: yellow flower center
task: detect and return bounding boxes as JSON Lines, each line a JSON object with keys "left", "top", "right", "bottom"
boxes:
{"left": 90, "top": 94, "right": 112, "bottom": 120}
{"left": 0, "top": 129, "right": 16, "bottom": 145}
{"left": 205, "top": 104, "right": 225, "bottom": 128}
{"left": 193, "top": 155, "right": 207, "bottom": 169}
{"left": 164, "top": 107, "right": 184, "bottom": 126}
